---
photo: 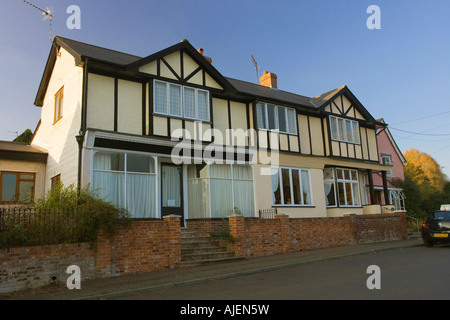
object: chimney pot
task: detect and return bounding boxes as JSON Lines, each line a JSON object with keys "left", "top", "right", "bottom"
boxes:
{"left": 198, "top": 48, "right": 204, "bottom": 55}
{"left": 260, "top": 71, "right": 278, "bottom": 89}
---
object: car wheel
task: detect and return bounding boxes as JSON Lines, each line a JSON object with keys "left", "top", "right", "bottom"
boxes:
{"left": 423, "top": 238, "right": 434, "bottom": 247}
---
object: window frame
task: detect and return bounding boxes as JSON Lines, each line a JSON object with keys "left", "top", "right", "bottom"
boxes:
{"left": 381, "top": 154, "right": 394, "bottom": 177}
{"left": 324, "top": 167, "right": 361, "bottom": 208}
{"left": 0, "top": 171, "right": 36, "bottom": 204}
{"left": 272, "top": 166, "right": 313, "bottom": 207}
{"left": 54, "top": 86, "right": 64, "bottom": 124}
{"left": 256, "top": 102, "right": 298, "bottom": 135}
{"left": 153, "top": 80, "right": 210, "bottom": 122}
{"left": 329, "top": 115, "right": 360, "bottom": 144}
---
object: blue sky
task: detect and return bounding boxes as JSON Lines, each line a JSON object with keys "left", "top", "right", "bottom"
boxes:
{"left": 1, "top": 0, "right": 450, "bottom": 176}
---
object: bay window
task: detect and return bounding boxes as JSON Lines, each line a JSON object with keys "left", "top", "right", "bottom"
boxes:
{"left": 154, "top": 80, "right": 210, "bottom": 121}
{"left": 187, "top": 163, "right": 255, "bottom": 218}
{"left": 92, "top": 152, "right": 157, "bottom": 218}
{"left": 324, "top": 167, "right": 361, "bottom": 207}
{"left": 272, "top": 167, "right": 312, "bottom": 206}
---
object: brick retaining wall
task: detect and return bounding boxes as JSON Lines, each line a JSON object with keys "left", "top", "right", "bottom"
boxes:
{"left": 0, "top": 213, "right": 406, "bottom": 293}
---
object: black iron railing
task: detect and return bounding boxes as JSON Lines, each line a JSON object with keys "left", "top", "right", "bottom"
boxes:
{"left": 258, "top": 208, "right": 278, "bottom": 219}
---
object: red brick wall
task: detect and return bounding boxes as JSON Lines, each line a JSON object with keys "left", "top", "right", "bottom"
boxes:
{"left": 228, "top": 213, "right": 407, "bottom": 258}
{"left": 185, "top": 219, "right": 229, "bottom": 236}
{"left": 0, "top": 243, "right": 95, "bottom": 294}
{"left": 96, "top": 216, "right": 181, "bottom": 278}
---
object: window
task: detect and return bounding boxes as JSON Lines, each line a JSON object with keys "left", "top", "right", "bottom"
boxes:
{"left": 51, "top": 174, "right": 61, "bottom": 190}
{"left": 256, "top": 103, "right": 297, "bottom": 135}
{"left": 329, "top": 116, "right": 360, "bottom": 144}
{"left": 92, "top": 152, "right": 156, "bottom": 218}
{"left": 323, "top": 168, "right": 337, "bottom": 207}
{"left": 381, "top": 154, "right": 394, "bottom": 177}
{"left": 390, "top": 190, "right": 406, "bottom": 211}
{"left": 154, "top": 80, "right": 210, "bottom": 121}
{"left": 0, "top": 172, "right": 35, "bottom": 204}
{"left": 272, "top": 167, "right": 312, "bottom": 206}
{"left": 54, "top": 86, "right": 64, "bottom": 123}
{"left": 324, "top": 168, "right": 361, "bottom": 207}
{"left": 187, "top": 164, "right": 255, "bottom": 218}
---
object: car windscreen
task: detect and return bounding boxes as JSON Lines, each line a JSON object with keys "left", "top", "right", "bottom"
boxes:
{"left": 433, "top": 211, "right": 450, "bottom": 220}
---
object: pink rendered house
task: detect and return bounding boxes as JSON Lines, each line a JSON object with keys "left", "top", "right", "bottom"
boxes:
{"left": 366, "top": 119, "right": 406, "bottom": 211}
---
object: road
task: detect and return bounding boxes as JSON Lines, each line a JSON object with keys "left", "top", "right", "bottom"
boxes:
{"left": 107, "top": 244, "right": 450, "bottom": 300}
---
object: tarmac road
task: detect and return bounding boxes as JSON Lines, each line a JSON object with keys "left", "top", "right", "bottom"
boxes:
{"left": 107, "top": 244, "right": 450, "bottom": 300}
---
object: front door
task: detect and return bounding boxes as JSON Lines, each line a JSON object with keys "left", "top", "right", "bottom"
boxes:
{"left": 161, "top": 164, "right": 184, "bottom": 223}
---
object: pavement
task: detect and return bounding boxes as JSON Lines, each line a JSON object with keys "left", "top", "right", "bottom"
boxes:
{"left": 0, "top": 238, "right": 423, "bottom": 300}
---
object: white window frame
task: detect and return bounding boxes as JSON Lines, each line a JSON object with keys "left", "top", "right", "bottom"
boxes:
{"left": 334, "top": 168, "right": 361, "bottom": 208}
{"left": 329, "top": 116, "right": 361, "bottom": 144}
{"left": 272, "top": 166, "right": 313, "bottom": 207}
{"left": 256, "top": 102, "right": 298, "bottom": 135}
{"left": 154, "top": 80, "right": 210, "bottom": 122}
{"left": 390, "top": 189, "right": 406, "bottom": 211}
{"left": 381, "top": 154, "right": 394, "bottom": 177}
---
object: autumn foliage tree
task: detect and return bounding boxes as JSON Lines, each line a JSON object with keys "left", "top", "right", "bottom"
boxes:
{"left": 401, "top": 148, "right": 450, "bottom": 217}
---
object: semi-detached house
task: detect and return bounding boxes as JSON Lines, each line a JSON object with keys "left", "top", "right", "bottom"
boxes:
{"left": 28, "top": 36, "right": 393, "bottom": 222}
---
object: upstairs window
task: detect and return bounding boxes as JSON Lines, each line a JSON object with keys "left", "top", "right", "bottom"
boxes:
{"left": 154, "top": 80, "right": 210, "bottom": 122}
{"left": 54, "top": 86, "right": 64, "bottom": 123}
{"left": 381, "top": 154, "right": 394, "bottom": 177}
{"left": 256, "top": 103, "right": 297, "bottom": 135}
{"left": 329, "top": 116, "right": 360, "bottom": 144}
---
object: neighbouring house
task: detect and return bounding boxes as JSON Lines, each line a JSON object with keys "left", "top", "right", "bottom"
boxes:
{"left": 0, "top": 140, "right": 47, "bottom": 205}
{"left": 27, "top": 36, "right": 393, "bottom": 222}
{"left": 365, "top": 119, "right": 406, "bottom": 212}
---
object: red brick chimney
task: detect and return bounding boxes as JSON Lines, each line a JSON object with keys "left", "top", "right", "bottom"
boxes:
{"left": 198, "top": 48, "right": 213, "bottom": 64}
{"left": 260, "top": 71, "right": 277, "bottom": 88}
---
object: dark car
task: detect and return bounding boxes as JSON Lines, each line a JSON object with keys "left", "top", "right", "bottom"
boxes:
{"left": 422, "top": 211, "right": 450, "bottom": 247}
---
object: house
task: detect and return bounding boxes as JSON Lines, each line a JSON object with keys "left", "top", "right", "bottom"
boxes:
{"left": 365, "top": 119, "right": 406, "bottom": 211}
{"left": 0, "top": 140, "right": 47, "bottom": 205}
{"left": 29, "top": 36, "right": 392, "bottom": 221}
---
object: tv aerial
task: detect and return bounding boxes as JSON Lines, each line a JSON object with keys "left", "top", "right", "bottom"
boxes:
{"left": 251, "top": 54, "right": 260, "bottom": 84}
{"left": 21, "top": 1, "right": 55, "bottom": 41}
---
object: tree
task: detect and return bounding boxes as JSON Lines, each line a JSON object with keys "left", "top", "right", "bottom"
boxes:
{"left": 403, "top": 148, "right": 447, "bottom": 192}
{"left": 402, "top": 148, "right": 450, "bottom": 216}
{"left": 13, "top": 129, "right": 33, "bottom": 144}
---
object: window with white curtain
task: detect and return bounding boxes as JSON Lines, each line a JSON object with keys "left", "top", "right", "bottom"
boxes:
{"left": 187, "top": 163, "right": 254, "bottom": 218}
{"left": 272, "top": 167, "right": 312, "bottom": 206}
{"left": 323, "top": 168, "right": 337, "bottom": 207}
{"left": 154, "top": 80, "right": 210, "bottom": 121}
{"left": 329, "top": 116, "right": 361, "bottom": 144}
{"left": 256, "top": 103, "right": 297, "bottom": 135}
{"left": 92, "top": 152, "right": 157, "bottom": 218}
{"left": 335, "top": 168, "right": 361, "bottom": 207}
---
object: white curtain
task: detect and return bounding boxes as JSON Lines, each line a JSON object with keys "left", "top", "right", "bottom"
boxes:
{"left": 187, "top": 179, "right": 209, "bottom": 219}
{"left": 92, "top": 171, "right": 125, "bottom": 209}
{"left": 127, "top": 173, "right": 156, "bottom": 218}
{"left": 162, "top": 166, "right": 181, "bottom": 207}
{"left": 210, "top": 178, "right": 233, "bottom": 218}
{"left": 301, "top": 170, "right": 311, "bottom": 205}
{"left": 233, "top": 180, "right": 254, "bottom": 217}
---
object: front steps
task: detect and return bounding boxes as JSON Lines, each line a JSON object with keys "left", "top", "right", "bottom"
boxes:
{"left": 179, "top": 228, "right": 243, "bottom": 267}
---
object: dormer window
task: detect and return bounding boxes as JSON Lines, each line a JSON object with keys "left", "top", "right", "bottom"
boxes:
{"left": 154, "top": 80, "right": 210, "bottom": 122}
{"left": 256, "top": 102, "right": 297, "bottom": 135}
{"left": 329, "top": 116, "right": 360, "bottom": 144}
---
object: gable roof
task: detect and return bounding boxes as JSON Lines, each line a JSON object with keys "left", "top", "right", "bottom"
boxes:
{"left": 34, "top": 37, "right": 379, "bottom": 124}
{"left": 376, "top": 119, "right": 407, "bottom": 166}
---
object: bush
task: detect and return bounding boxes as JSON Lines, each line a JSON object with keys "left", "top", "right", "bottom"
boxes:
{"left": 1, "top": 185, "right": 132, "bottom": 248}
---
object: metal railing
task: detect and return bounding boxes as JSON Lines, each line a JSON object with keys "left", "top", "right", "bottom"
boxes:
{"left": 406, "top": 215, "right": 421, "bottom": 239}
{"left": 0, "top": 207, "right": 89, "bottom": 248}
{"left": 259, "top": 208, "right": 278, "bottom": 219}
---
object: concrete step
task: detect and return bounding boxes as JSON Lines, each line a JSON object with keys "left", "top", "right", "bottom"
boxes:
{"left": 179, "top": 228, "right": 239, "bottom": 267}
